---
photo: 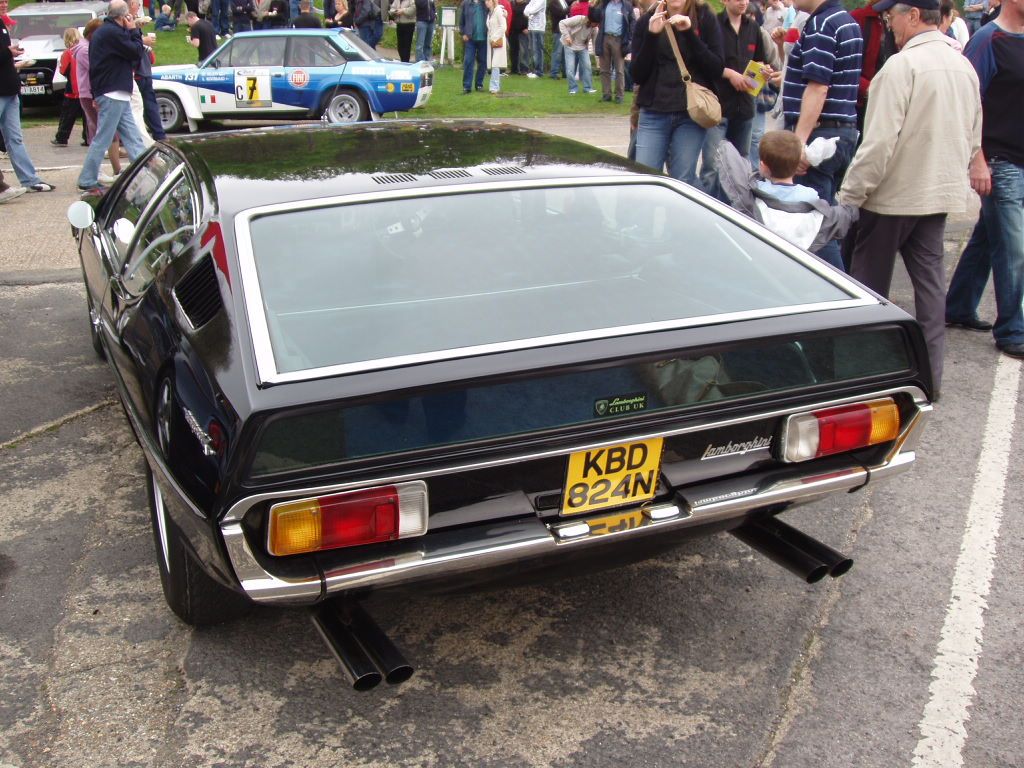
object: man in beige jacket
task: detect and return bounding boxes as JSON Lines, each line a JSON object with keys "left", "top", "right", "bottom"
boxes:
{"left": 839, "top": 0, "right": 982, "bottom": 396}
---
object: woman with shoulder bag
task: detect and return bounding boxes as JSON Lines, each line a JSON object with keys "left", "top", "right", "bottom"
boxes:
{"left": 486, "top": 0, "right": 508, "bottom": 92}
{"left": 390, "top": 0, "right": 417, "bottom": 61}
{"left": 629, "top": 0, "right": 723, "bottom": 189}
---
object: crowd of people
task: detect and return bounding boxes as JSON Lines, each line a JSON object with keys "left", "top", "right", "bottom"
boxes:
{"left": 2, "top": 0, "right": 1021, "bottom": 384}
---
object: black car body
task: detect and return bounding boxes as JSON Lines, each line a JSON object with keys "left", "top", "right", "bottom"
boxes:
{"left": 70, "top": 121, "right": 931, "bottom": 681}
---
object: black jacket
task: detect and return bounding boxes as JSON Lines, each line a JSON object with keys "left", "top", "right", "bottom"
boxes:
{"left": 716, "top": 10, "right": 764, "bottom": 121}
{"left": 630, "top": 3, "right": 724, "bottom": 113}
{"left": 88, "top": 17, "right": 145, "bottom": 99}
{"left": 1, "top": 19, "right": 21, "bottom": 98}
{"left": 415, "top": 0, "right": 436, "bottom": 23}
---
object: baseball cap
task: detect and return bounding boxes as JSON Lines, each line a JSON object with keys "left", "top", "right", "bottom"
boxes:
{"left": 874, "top": 0, "right": 939, "bottom": 12}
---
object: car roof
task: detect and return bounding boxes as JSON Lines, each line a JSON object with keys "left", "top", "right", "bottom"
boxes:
{"left": 10, "top": 1, "right": 109, "bottom": 15}
{"left": 227, "top": 28, "right": 348, "bottom": 36}
{"left": 170, "top": 121, "right": 645, "bottom": 219}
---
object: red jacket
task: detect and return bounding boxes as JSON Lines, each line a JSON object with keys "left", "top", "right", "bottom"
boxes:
{"left": 569, "top": 0, "right": 588, "bottom": 16}
{"left": 850, "top": 3, "right": 886, "bottom": 104}
{"left": 58, "top": 48, "right": 79, "bottom": 99}
{"left": 499, "top": 0, "right": 512, "bottom": 34}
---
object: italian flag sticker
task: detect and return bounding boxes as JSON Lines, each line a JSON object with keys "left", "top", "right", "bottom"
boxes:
{"left": 200, "top": 94, "right": 217, "bottom": 104}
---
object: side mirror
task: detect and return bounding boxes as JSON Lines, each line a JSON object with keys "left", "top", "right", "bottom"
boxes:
{"left": 67, "top": 200, "right": 96, "bottom": 229}
{"left": 209, "top": 58, "right": 221, "bottom": 68}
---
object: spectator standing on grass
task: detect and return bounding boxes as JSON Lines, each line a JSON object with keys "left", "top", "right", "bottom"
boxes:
{"left": 510, "top": 0, "right": 528, "bottom": 73}
{"left": 52, "top": 28, "right": 86, "bottom": 147}
{"left": 354, "top": 0, "right": 382, "bottom": 46}
{"left": 486, "top": 0, "right": 508, "bottom": 90}
{"left": 230, "top": 0, "right": 254, "bottom": 31}
{"left": 524, "top": 0, "right": 546, "bottom": 76}
{"left": 390, "top": 0, "right": 416, "bottom": 60}
{"left": 944, "top": 0, "right": 1024, "bottom": 360}
{"left": 549, "top": 0, "right": 569, "bottom": 76}
{"left": 560, "top": 5, "right": 600, "bottom": 93}
{"left": 840, "top": 0, "right": 982, "bottom": 393}
{"left": 699, "top": 0, "right": 767, "bottom": 189}
{"left": 210, "top": 0, "right": 230, "bottom": 36}
{"left": 415, "top": 0, "right": 437, "bottom": 63}
{"left": 0, "top": 8, "right": 57, "bottom": 191}
{"left": 293, "top": 0, "right": 322, "bottom": 26}
{"left": 187, "top": 10, "right": 217, "bottom": 57}
{"left": 773, "top": 0, "right": 862, "bottom": 271}
{"left": 460, "top": 0, "right": 488, "bottom": 91}
{"left": 596, "top": 0, "right": 635, "bottom": 102}
{"left": 78, "top": 0, "right": 149, "bottom": 192}
{"left": 630, "top": 0, "right": 724, "bottom": 189}
{"left": 265, "top": 0, "right": 291, "bottom": 27}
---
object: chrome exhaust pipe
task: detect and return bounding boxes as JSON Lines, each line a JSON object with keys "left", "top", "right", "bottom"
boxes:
{"left": 756, "top": 515, "right": 853, "bottom": 578}
{"left": 347, "top": 604, "right": 415, "bottom": 685}
{"left": 312, "top": 605, "right": 383, "bottom": 691}
{"left": 733, "top": 518, "right": 827, "bottom": 581}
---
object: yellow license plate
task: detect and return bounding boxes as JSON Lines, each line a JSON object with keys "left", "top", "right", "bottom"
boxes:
{"left": 561, "top": 438, "right": 663, "bottom": 516}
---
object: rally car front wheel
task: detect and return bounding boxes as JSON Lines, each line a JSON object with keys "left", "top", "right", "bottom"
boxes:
{"left": 322, "top": 89, "right": 369, "bottom": 124}
{"left": 155, "top": 92, "right": 186, "bottom": 133}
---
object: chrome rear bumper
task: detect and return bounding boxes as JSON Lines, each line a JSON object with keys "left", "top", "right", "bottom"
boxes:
{"left": 222, "top": 390, "right": 930, "bottom": 605}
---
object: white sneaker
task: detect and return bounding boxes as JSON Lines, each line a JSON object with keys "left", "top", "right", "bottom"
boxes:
{"left": 526, "top": 72, "right": 539, "bottom": 79}
{"left": 98, "top": 172, "right": 117, "bottom": 184}
{"left": 584, "top": 88, "right": 598, "bottom": 93}
{"left": 0, "top": 186, "right": 27, "bottom": 204}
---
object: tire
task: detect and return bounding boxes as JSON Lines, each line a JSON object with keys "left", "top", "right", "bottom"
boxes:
{"left": 156, "top": 92, "right": 185, "bottom": 133}
{"left": 85, "top": 289, "right": 105, "bottom": 360}
{"left": 149, "top": 378, "right": 250, "bottom": 626}
{"left": 322, "top": 89, "right": 369, "bottom": 124}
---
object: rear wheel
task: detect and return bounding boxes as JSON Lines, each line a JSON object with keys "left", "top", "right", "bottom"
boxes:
{"left": 322, "top": 89, "right": 369, "bottom": 124}
{"left": 156, "top": 92, "right": 185, "bottom": 133}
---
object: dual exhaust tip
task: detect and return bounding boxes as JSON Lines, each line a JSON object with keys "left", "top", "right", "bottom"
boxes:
{"left": 312, "top": 601, "right": 414, "bottom": 692}
{"left": 731, "top": 514, "right": 853, "bottom": 584}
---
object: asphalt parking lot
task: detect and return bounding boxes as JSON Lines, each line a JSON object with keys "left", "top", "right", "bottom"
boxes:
{"left": 2, "top": 117, "right": 1022, "bottom": 768}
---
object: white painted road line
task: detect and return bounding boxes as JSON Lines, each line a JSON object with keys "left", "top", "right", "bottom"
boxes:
{"left": 911, "top": 355, "right": 1023, "bottom": 768}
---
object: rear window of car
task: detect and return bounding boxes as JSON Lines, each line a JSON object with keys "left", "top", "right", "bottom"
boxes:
{"left": 10, "top": 12, "right": 94, "bottom": 37}
{"left": 244, "top": 183, "right": 857, "bottom": 380}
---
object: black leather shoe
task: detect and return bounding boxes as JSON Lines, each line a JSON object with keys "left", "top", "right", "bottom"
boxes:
{"left": 945, "top": 316, "right": 993, "bottom": 331}
{"left": 997, "top": 342, "right": 1024, "bottom": 359}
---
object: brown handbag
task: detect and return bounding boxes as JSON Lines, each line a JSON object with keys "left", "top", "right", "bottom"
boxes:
{"left": 490, "top": 36, "right": 504, "bottom": 48}
{"left": 663, "top": 24, "right": 722, "bottom": 129}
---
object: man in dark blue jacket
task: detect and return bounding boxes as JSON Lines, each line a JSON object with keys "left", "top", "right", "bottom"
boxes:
{"left": 459, "top": 0, "right": 487, "bottom": 93}
{"left": 78, "top": 0, "right": 149, "bottom": 191}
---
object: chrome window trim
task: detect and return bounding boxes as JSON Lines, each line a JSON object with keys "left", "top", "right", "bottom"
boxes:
{"left": 119, "top": 166, "right": 187, "bottom": 294}
{"left": 232, "top": 174, "right": 878, "bottom": 387}
{"left": 222, "top": 384, "right": 927, "bottom": 524}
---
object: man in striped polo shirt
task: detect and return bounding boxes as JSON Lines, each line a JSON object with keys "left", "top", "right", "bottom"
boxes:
{"left": 776, "top": 0, "right": 863, "bottom": 270}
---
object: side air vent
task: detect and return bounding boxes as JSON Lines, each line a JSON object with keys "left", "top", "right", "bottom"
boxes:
{"left": 428, "top": 169, "right": 472, "bottom": 180}
{"left": 372, "top": 173, "right": 419, "bottom": 185}
{"left": 480, "top": 166, "right": 526, "bottom": 176}
{"left": 173, "top": 256, "right": 222, "bottom": 329}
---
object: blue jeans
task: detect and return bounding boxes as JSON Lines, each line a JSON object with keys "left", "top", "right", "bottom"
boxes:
{"left": 748, "top": 110, "right": 766, "bottom": 167}
{"left": 289, "top": 0, "right": 300, "bottom": 19}
{"left": 792, "top": 122, "right": 858, "bottom": 271}
{"left": 416, "top": 20, "right": 435, "bottom": 61}
{"left": 946, "top": 159, "right": 1024, "bottom": 347}
{"left": 563, "top": 48, "right": 592, "bottom": 93}
{"left": 528, "top": 29, "right": 544, "bottom": 75}
{"left": 489, "top": 65, "right": 501, "bottom": 93}
{"left": 462, "top": 38, "right": 487, "bottom": 91}
{"left": 634, "top": 109, "right": 708, "bottom": 190}
{"left": 78, "top": 95, "right": 148, "bottom": 189}
{"left": 0, "top": 95, "right": 43, "bottom": 187}
{"left": 700, "top": 116, "right": 753, "bottom": 195}
{"left": 358, "top": 21, "right": 383, "bottom": 48}
{"left": 549, "top": 31, "right": 564, "bottom": 77}
{"left": 211, "top": 0, "right": 230, "bottom": 34}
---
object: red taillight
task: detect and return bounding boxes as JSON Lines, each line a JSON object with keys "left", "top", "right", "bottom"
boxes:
{"left": 267, "top": 481, "right": 428, "bottom": 556}
{"left": 319, "top": 488, "right": 400, "bottom": 550}
{"left": 783, "top": 399, "right": 900, "bottom": 462}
